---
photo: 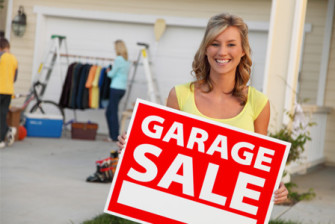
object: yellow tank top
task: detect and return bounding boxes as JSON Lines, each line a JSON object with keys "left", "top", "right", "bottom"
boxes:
{"left": 175, "top": 83, "right": 268, "bottom": 132}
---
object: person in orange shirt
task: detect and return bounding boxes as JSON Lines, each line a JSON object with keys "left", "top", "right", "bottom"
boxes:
{"left": 0, "top": 38, "right": 18, "bottom": 148}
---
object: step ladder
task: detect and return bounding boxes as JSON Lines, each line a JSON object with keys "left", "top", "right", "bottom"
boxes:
{"left": 120, "top": 42, "right": 162, "bottom": 134}
{"left": 123, "top": 42, "right": 162, "bottom": 111}
{"left": 32, "top": 35, "right": 69, "bottom": 98}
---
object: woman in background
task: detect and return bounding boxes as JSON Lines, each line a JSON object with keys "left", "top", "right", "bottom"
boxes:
{"left": 105, "top": 40, "right": 130, "bottom": 142}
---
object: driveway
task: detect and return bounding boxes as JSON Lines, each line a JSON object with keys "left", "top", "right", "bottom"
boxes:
{"left": 0, "top": 136, "right": 114, "bottom": 224}
{"left": 1, "top": 136, "right": 335, "bottom": 224}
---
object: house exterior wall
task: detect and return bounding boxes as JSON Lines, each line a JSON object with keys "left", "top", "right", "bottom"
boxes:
{"left": 8, "top": 0, "right": 272, "bottom": 106}
{"left": 8, "top": 0, "right": 327, "bottom": 108}
{"left": 0, "top": 0, "right": 8, "bottom": 33}
{"left": 298, "top": 0, "right": 328, "bottom": 104}
{"left": 6, "top": 0, "right": 334, "bottom": 164}
{"left": 324, "top": 10, "right": 335, "bottom": 165}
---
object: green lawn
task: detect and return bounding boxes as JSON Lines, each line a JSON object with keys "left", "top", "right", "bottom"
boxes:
{"left": 82, "top": 214, "right": 299, "bottom": 224}
{"left": 269, "top": 220, "right": 300, "bottom": 224}
{"left": 82, "top": 214, "right": 138, "bottom": 224}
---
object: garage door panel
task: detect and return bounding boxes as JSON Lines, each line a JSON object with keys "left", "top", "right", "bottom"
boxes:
{"left": 45, "top": 17, "right": 155, "bottom": 59}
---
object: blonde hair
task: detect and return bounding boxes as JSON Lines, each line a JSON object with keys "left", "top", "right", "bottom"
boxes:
{"left": 115, "top": 39, "right": 128, "bottom": 60}
{"left": 192, "top": 13, "right": 252, "bottom": 105}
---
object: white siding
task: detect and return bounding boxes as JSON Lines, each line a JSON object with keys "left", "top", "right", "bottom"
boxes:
{"left": 324, "top": 8, "right": 335, "bottom": 165}
{"left": 0, "top": 0, "right": 8, "bottom": 33}
{"left": 298, "top": 0, "right": 328, "bottom": 104}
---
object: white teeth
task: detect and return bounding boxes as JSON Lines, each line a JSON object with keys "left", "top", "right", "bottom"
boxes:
{"left": 216, "top": 59, "right": 230, "bottom": 63}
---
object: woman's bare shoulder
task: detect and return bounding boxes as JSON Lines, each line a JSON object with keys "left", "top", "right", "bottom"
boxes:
{"left": 166, "top": 87, "right": 180, "bottom": 110}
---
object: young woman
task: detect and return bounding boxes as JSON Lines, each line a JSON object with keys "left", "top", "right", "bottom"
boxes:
{"left": 118, "top": 13, "right": 288, "bottom": 203}
{"left": 105, "top": 40, "right": 130, "bottom": 142}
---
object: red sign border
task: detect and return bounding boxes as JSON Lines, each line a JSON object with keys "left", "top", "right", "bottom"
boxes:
{"left": 104, "top": 98, "right": 291, "bottom": 224}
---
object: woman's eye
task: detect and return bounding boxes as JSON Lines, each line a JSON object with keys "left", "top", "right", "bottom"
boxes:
{"left": 211, "top": 43, "right": 220, "bottom": 47}
{"left": 228, "top": 43, "right": 236, "bottom": 47}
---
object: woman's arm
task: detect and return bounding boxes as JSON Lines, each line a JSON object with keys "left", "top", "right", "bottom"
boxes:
{"left": 166, "top": 87, "right": 180, "bottom": 110}
{"left": 254, "top": 100, "right": 270, "bottom": 135}
{"left": 107, "top": 57, "right": 121, "bottom": 79}
{"left": 254, "top": 100, "right": 288, "bottom": 204}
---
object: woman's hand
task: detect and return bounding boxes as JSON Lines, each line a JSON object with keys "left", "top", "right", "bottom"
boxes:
{"left": 274, "top": 182, "right": 288, "bottom": 204}
{"left": 116, "top": 132, "right": 127, "bottom": 153}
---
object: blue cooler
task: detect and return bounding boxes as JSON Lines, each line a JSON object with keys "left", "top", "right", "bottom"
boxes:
{"left": 25, "top": 113, "right": 63, "bottom": 138}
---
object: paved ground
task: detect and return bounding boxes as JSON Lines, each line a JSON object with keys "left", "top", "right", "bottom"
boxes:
{"left": 0, "top": 135, "right": 114, "bottom": 224}
{"left": 1, "top": 135, "right": 335, "bottom": 224}
{"left": 271, "top": 165, "right": 335, "bottom": 224}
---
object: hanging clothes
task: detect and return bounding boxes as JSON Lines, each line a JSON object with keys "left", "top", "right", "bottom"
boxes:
{"left": 91, "top": 65, "right": 102, "bottom": 109}
{"left": 76, "top": 63, "right": 91, "bottom": 109}
{"left": 99, "top": 65, "right": 112, "bottom": 108}
{"left": 59, "top": 62, "right": 77, "bottom": 108}
{"left": 59, "top": 62, "right": 113, "bottom": 110}
{"left": 69, "top": 63, "right": 85, "bottom": 108}
{"left": 85, "top": 65, "right": 97, "bottom": 108}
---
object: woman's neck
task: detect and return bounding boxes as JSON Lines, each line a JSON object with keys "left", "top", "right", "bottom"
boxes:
{"left": 209, "top": 73, "right": 236, "bottom": 95}
{"left": 0, "top": 48, "right": 9, "bottom": 53}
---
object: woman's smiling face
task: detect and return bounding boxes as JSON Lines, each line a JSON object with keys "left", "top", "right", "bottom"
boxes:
{"left": 206, "top": 26, "right": 245, "bottom": 77}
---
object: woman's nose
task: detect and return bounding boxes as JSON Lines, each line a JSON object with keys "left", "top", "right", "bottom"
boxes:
{"left": 218, "top": 46, "right": 227, "bottom": 56}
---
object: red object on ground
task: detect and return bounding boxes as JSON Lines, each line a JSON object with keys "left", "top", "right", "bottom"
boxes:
{"left": 18, "top": 125, "right": 27, "bottom": 140}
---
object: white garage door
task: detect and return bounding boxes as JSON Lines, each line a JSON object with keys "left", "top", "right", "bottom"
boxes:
{"left": 35, "top": 15, "right": 267, "bottom": 134}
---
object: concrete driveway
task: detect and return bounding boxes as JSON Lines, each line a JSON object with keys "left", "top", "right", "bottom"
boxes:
{"left": 1, "top": 136, "right": 335, "bottom": 224}
{"left": 271, "top": 165, "right": 335, "bottom": 224}
{"left": 0, "top": 136, "right": 114, "bottom": 224}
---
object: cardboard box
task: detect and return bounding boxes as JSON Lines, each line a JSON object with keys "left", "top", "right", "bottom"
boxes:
{"left": 25, "top": 113, "right": 63, "bottom": 138}
{"left": 71, "top": 122, "right": 98, "bottom": 140}
{"left": 7, "top": 107, "right": 23, "bottom": 140}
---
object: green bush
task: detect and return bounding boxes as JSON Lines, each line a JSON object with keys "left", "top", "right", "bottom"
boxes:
{"left": 285, "top": 182, "right": 316, "bottom": 203}
{"left": 269, "top": 111, "right": 315, "bottom": 165}
{"left": 269, "top": 110, "right": 316, "bottom": 204}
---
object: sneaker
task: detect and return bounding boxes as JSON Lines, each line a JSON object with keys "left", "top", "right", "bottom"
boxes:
{"left": 6, "top": 127, "right": 17, "bottom": 146}
{"left": 0, "top": 141, "right": 5, "bottom": 149}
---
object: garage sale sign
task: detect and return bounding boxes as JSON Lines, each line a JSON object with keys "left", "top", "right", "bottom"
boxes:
{"left": 104, "top": 99, "right": 291, "bottom": 224}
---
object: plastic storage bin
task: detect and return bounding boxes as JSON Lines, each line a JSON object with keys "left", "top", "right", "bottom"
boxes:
{"left": 25, "top": 113, "right": 63, "bottom": 138}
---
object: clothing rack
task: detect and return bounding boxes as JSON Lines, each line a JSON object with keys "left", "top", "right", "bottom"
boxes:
{"left": 60, "top": 53, "right": 114, "bottom": 62}
{"left": 59, "top": 52, "right": 150, "bottom": 128}
{"left": 60, "top": 53, "right": 136, "bottom": 64}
